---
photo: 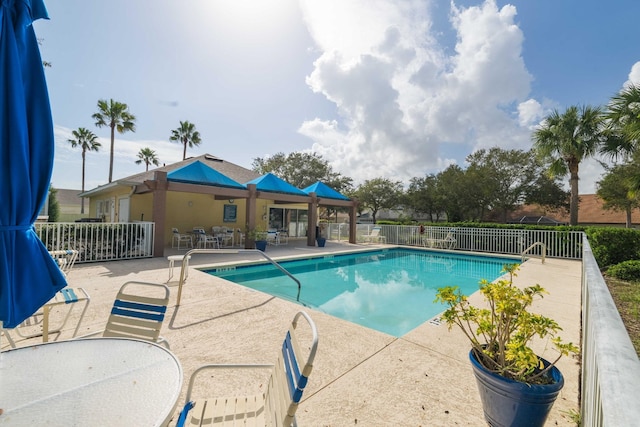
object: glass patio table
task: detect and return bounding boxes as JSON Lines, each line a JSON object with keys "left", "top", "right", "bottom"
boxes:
{"left": 0, "top": 337, "right": 183, "bottom": 426}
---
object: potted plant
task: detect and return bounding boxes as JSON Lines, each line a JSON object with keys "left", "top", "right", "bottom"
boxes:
{"left": 316, "top": 223, "right": 327, "bottom": 247}
{"left": 246, "top": 226, "right": 267, "bottom": 251}
{"left": 435, "top": 264, "right": 578, "bottom": 427}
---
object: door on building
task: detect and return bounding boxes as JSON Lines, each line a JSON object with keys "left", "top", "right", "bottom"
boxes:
{"left": 118, "top": 197, "right": 130, "bottom": 222}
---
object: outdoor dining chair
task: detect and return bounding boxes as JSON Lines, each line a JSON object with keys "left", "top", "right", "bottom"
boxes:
{"left": 176, "top": 311, "right": 319, "bottom": 427}
{"left": 77, "top": 281, "right": 171, "bottom": 349}
{"left": 194, "top": 228, "right": 219, "bottom": 249}
{"left": 172, "top": 228, "right": 193, "bottom": 250}
{"left": 236, "top": 228, "right": 245, "bottom": 247}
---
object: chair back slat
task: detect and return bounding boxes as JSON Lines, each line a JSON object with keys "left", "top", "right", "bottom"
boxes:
{"left": 112, "top": 300, "right": 167, "bottom": 321}
{"left": 282, "top": 332, "right": 304, "bottom": 402}
{"left": 102, "top": 326, "right": 158, "bottom": 341}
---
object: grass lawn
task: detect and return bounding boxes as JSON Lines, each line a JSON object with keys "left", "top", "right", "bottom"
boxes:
{"left": 606, "top": 277, "right": 640, "bottom": 357}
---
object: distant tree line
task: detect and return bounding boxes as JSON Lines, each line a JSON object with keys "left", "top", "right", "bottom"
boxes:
{"left": 252, "top": 149, "right": 568, "bottom": 224}
{"left": 255, "top": 84, "right": 640, "bottom": 227}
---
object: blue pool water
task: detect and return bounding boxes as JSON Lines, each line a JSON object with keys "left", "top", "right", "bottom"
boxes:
{"left": 206, "top": 248, "right": 519, "bottom": 337}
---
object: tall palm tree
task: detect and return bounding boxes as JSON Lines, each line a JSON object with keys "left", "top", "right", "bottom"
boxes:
{"left": 67, "top": 127, "right": 101, "bottom": 214}
{"left": 169, "top": 121, "right": 201, "bottom": 160}
{"left": 135, "top": 147, "right": 160, "bottom": 171}
{"left": 532, "top": 105, "right": 604, "bottom": 225}
{"left": 92, "top": 99, "right": 136, "bottom": 183}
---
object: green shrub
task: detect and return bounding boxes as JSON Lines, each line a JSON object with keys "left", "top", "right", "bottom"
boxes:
{"left": 607, "top": 260, "right": 640, "bottom": 281}
{"left": 586, "top": 227, "right": 640, "bottom": 268}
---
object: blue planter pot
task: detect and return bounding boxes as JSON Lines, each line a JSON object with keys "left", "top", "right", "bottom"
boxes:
{"left": 316, "top": 238, "right": 326, "bottom": 247}
{"left": 469, "top": 349, "right": 564, "bottom": 427}
{"left": 255, "top": 240, "right": 267, "bottom": 252}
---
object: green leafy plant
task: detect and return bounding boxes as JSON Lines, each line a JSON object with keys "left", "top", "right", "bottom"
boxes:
{"left": 586, "top": 227, "right": 640, "bottom": 268}
{"left": 246, "top": 225, "right": 267, "bottom": 242}
{"left": 435, "top": 264, "right": 578, "bottom": 384}
{"left": 607, "top": 260, "right": 640, "bottom": 281}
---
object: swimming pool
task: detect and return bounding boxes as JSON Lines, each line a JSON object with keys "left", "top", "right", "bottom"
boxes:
{"left": 206, "top": 248, "right": 519, "bottom": 337}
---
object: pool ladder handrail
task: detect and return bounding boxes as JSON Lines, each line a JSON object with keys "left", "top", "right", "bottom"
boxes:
{"left": 174, "top": 249, "right": 302, "bottom": 306}
{"left": 521, "top": 242, "right": 546, "bottom": 264}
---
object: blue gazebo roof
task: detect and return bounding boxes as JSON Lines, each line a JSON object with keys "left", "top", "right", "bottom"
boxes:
{"left": 167, "top": 161, "right": 246, "bottom": 189}
{"left": 302, "top": 182, "right": 350, "bottom": 201}
{"left": 244, "top": 173, "right": 307, "bottom": 196}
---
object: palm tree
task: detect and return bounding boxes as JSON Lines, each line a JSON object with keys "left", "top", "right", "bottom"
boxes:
{"left": 532, "top": 105, "right": 604, "bottom": 225}
{"left": 169, "top": 121, "right": 201, "bottom": 160}
{"left": 92, "top": 99, "right": 136, "bottom": 183}
{"left": 67, "top": 127, "right": 101, "bottom": 214}
{"left": 601, "top": 84, "right": 640, "bottom": 159}
{"left": 135, "top": 147, "right": 160, "bottom": 171}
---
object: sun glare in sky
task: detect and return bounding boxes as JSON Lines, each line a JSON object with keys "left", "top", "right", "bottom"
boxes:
{"left": 200, "top": 0, "right": 299, "bottom": 41}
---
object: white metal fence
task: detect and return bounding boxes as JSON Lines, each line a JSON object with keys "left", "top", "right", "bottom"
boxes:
{"left": 581, "top": 238, "right": 640, "bottom": 426}
{"left": 34, "top": 222, "right": 154, "bottom": 263}
{"left": 327, "top": 224, "right": 583, "bottom": 259}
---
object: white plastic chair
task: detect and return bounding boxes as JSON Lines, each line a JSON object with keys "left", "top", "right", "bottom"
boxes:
{"left": 176, "top": 311, "right": 319, "bottom": 427}
{"left": 236, "top": 228, "right": 245, "bottom": 247}
{"left": 215, "top": 226, "right": 233, "bottom": 247}
{"left": 194, "top": 228, "right": 219, "bottom": 249}
{"left": 172, "top": 228, "right": 193, "bottom": 250}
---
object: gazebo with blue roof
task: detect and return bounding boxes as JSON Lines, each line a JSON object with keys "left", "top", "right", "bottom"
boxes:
{"left": 168, "top": 161, "right": 246, "bottom": 189}
{"left": 302, "top": 182, "right": 351, "bottom": 201}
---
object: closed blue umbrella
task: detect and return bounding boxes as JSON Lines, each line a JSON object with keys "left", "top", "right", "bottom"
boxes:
{"left": 0, "top": 0, "right": 66, "bottom": 328}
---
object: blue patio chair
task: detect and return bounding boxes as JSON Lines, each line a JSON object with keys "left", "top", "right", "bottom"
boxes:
{"left": 176, "top": 311, "right": 319, "bottom": 427}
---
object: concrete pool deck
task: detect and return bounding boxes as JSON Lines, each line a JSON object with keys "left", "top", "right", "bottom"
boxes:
{"left": 4, "top": 240, "right": 582, "bottom": 426}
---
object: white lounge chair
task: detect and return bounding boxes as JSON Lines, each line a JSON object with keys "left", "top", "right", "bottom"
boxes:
{"left": 362, "top": 226, "right": 386, "bottom": 244}
{"left": 1, "top": 287, "right": 91, "bottom": 348}
{"left": 423, "top": 228, "right": 456, "bottom": 249}
{"left": 48, "top": 249, "right": 79, "bottom": 277}
{"left": 176, "top": 311, "right": 319, "bottom": 427}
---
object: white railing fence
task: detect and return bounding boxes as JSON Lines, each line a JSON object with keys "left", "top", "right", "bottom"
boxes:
{"left": 581, "top": 238, "right": 640, "bottom": 426}
{"left": 326, "top": 224, "right": 583, "bottom": 259}
{"left": 34, "top": 222, "right": 154, "bottom": 263}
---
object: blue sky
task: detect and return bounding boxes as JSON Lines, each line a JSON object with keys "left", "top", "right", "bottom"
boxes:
{"left": 35, "top": 0, "right": 640, "bottom": 194}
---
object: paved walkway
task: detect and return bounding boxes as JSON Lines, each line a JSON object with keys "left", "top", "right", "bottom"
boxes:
{"left": 5, "top": 240, "right": 582, "bottom": 426}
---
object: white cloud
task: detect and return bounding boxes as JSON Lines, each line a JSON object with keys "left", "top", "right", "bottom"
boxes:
{"left": 626, "top": 61, "right": 640, "bottom": 87}
{"left": 517, "top": 99, "right": 545, "bottom": 129}
{"left": 298, "top": 0, "right": 536, "bottom": 185}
